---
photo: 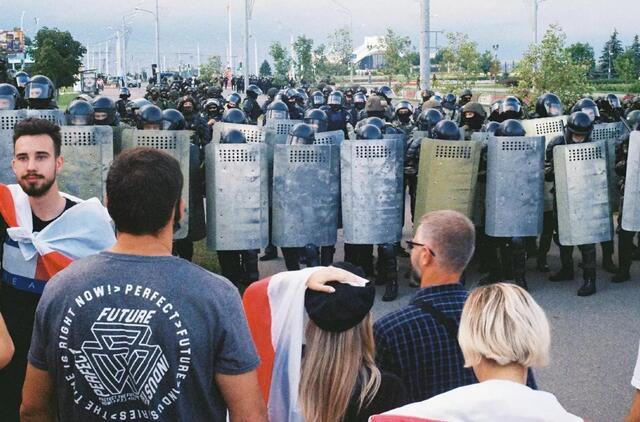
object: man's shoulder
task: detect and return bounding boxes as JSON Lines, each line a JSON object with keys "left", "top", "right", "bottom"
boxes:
{"left": 374, "top": 304, "right": 425, "bottom": 335}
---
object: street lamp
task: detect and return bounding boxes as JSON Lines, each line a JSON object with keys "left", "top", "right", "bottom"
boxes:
{"left": 135, "top": 0, "right": 160, "bottom": 78}
{"left": 331, "top": 0, "right": 354, "bottom": 83}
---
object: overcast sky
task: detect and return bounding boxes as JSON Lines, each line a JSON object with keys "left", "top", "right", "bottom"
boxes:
{"left": 2, "top": 0, "right": 639, "bottom": 72}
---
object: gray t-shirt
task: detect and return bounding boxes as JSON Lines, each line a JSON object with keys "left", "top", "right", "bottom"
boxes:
{"left": 28, "top": 252, "right": 260, "bottom": 421}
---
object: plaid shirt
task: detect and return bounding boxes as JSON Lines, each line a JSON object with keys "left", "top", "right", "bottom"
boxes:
{"left": 373, "top": 283, "right": 475, "bottom": 402}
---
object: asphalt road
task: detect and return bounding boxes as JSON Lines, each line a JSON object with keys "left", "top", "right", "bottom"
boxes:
{"left": 104, "top": 85, "right": 638, "bottom": 421}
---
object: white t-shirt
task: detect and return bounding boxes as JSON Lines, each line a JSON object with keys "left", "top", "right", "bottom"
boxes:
{"left": 380, "top": 379, "right": 583, "bottom": 422}
{"left": 632, "top": 339, "right": 640, "bottom": 389}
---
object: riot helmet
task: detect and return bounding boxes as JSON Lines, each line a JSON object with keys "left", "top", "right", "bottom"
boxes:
{"left": 394, "top": 100, "right": 414, "bottom": 123}
{"left": 565, "top": 111, "right": 594, "bottom": 141}
{"left": 382, "top": 124, "right": 403, "bottom": 135}
{"left": 322, "top": 85, "right": 333, "bottom": 99}
{"left": 572, "top": 98, "right": 600, "bottom": 123}
{"left": 246, "top": 84, "right": 263, "bottom": 99}
{"left": 266, "top": 87, "right": 278, "bottom": 100}
{"left": 311, "top": 90, "right": 326, "bottom": 108}
{"left": 495, "top": 119, "right": 526, "bottom": 137}
{"left": 364, "top": 116, "right": 386, "bottom": 130}
{"left": 378, "top": 85, "right": 395, "bottom": 102}
{"left": 162, "top": 109, "right": 186, "bottom": 130}
{"left": 266, "top": 100, "right": 289, "bottom": 120}
{"left": 119, "top": 87, "right": 131, "bottom": 100}
{"left": 15, "top": 71, "right": 29, "bottom": 88}
{"left": 498, "top": 96, "right": 523, "bottom": 121}
{"left": 25, "top": 75, "right": 55, "bottom": 108}
{"left": 626, "top": 110, "right": 640, "bottom": 131}
{"left": 177, "top": 95, "right": 197, "bottom": 115}
{"left": 221, "top": 128, "right": 247, "bottom": 144}
{"left": 76, "top": 94, "right": 93, "bottom": 102}
{"left": 91, "top": 96, "right": 117, "bottom": 125}
{"left": 535, "top": 93, "right": 563, "bottom": 118}
{"left": 364, "top": 96, "right": 386, "bottom": 119}
{"left": 287, "top": 123, "right": 316, "bottom": 145}
{"left": 459, "top": 89, "right": 473, "bottom": 106}
{"left": 442, "top": 93, "right": 457, "bottom": 111}
{"left": 432, "top": 120, "right": 461, "bottom": 140}
{"left": 65, "top": 100, "right": 95, "bottom": 126}
{"left": 226, "top": 92, "right": 242, "bottom": 109}
{"left": 138, "top": 104, "right": 164, "bottom": 130}
{"left": 304, "top": 108, "right": 329, "bottom": 133}
{"left": 420, "top": 89, "right": 434, "bottom": 103}
{"left": 327, "top": 91, "right": 344, "bottom": 108}
{"left": 356, "top": 86, "right": 368, "bottom": 95}
{"left": 204, "top": 98, "right": 222, "bottom": 117}
{"left": 417, "top": 108, "right": 443, "bottom": 133}
{"left": 461, "top": 102, "right": 487, "bottom": 130}
{"left": 0, "top": 83, "right": 20, "bottom": 110}
{"left": 354, "top": 92, "right": 366, "bottom": 111}
{"left": 222, "top": 108, "right": 247, "bottom": 124}
{"left": 483, "top": 121, "right": 501, "bottom": 134}
{"left": 356, "top": 124, "right": 383, "bottom": 140}
{"left": 489, "top": 100, "right": 503, "bottom": 122}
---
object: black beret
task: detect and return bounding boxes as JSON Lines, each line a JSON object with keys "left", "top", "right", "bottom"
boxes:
{"left": 304, "top": 281, "right": 376, "bottom": 332}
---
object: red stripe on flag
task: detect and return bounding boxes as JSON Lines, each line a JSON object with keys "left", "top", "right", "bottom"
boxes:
{"left": 35, "top": 252, "right": 73, "bottom": 280}
{"left": 0, "top": 184, "right": 17, "bottom": 227}
{"left": 243, "top": 277, "right": 275, "bottom": 403}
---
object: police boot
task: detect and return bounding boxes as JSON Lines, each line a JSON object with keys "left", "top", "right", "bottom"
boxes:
{"left": 611, "top": 268, "right": 631, "bottom": 283}
{"left": 536, "top": 256, "right": 550, "bottom": 272}
{"left": 260, "top": 244, "right": 278, "bottom": 261}
{"left": 379, "top": 244, "right": 398, "bottom": 301}
{"left": 303, "top": 244, "right": 320, "bottom": 267}
{"left": 577, "top": 269, "right": 597, "bottom": 297}
{"left": 320, "top": 245, "right": 336, "bottom": 266}
{"left": 549, "top": 246, "right": 574, "bottom": 282}
{"left": 601, "top": 241, "right": 617, "bottom": 273}
{"left": 242, "top": 250, "right": 260, "bottom": 285}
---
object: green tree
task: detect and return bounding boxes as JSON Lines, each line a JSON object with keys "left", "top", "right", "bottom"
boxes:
{"left": 434, "top": 32, "right": 480, "bottom": 91}
{"left": 629, "top": 35, "right": 640, "bottom": 76}
{"left": 378, "top": 28, "right": 413, "bottom": 85}
{"left": 514, "top": 25, "right": 592, "bottom": 108}
{"left": 259, "top": 59, "right": 272, "bottom": 77}
{"left": 293, "top": 35, "right": 314, "bottom": 83}
{"left": 326, "top": 27, "right": 352, "bottom": 76}
{"left": 479, "top": 50, "right": 500, "bottom": 77}
{"left": 615, "top": 49, "right": 639, "bottom": 83}
{"left": 599, "top": 29, "right": 624, "bottom": 77}
{"left": 198, "top": 55, "right": 222, "bottom": 82}
{"left": 269, "top": 41, "right": 291, "bottom": 86}
{"left": 29, "top": 27, "right": 85, "bottom": 89}
{"left": 566, "top": 42, "right": 596, "bottom": 75}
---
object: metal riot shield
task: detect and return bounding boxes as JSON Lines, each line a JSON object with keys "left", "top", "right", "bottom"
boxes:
{"left": 205, "top": 143, "right": 269, "bottom": 250}
{"left": 523, "top": 116, "right": 568, "bottom": 213}
{"left": 211, "top": 122, "right": 268, "bottom": 144}
{"left": 264, "top": 119, "right": 303, "bottom": 146}
{"left": 314, "top": 130, "right": 344, "bottom": 146}
{"left": 412, "top": 131, "right": 430, "bottom": 142}
{"left": 272, "top": 144, "right": 340, "bottom": 247}
{"left": 471, "top": 131, "right": 491, "bottom": 145}
{"left": 0, "top": 129, "right": 15, "bottom": 184}
{"left": 341, "top": 139, "right": 404, "bottom": 244}
{"left": 25, "top": 109, "right": 65, "bottom": 126}
{"left": 554, "top": 141, "right": 613, "bottom": 246}
{"left": 485, "top": 136, "right": 545, "bottom": 237}
{"left": 622, "top": 132, "right": 640, "bottom": 231}
{"left": 414, "top": 140, "right": 482, "bottom": 220}
{"left": 0, "top": 109, "right": 64, "bottom": 130}
{"left": 121, "top": 129, "right": 191, "bottom": 240}
{"left": 57, "top": 126, "right": 113, "bottom": 201}
{"left": 592, "top": 122, "right": 626, "bottom": 142}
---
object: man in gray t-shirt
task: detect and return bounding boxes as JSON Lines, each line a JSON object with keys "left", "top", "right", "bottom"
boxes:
{"left": 21, "top": 148, "right": 267, "bottom": 421}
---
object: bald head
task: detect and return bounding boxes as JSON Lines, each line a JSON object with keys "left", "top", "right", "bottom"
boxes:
{"left": 415, "top": 210, "right": 476, "bottom": 274}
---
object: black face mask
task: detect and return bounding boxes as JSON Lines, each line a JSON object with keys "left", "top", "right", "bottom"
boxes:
{"left": 398, "top": 112, "right": 411, "bottom": 123}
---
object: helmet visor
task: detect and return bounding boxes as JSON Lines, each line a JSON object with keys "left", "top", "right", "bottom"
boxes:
{"left": 581, "top": 106, "right": 599, "bottom": 122}
{"left": 27, "top": 82, "right": 52, "bottom": 99}
{"left": 68, "top": 115, "right": 93, "bottom": 126}
{"left": 267, "top": 109, "right": 289, "bottom": 120}
{"left": 0, "top": 96, "right": 16, "bottom": 110}
{"left": 16, "top": 75, "right": 29, "bottom": 87}
{"left": 544, "top": 101, "right": 562, "bottom": 117}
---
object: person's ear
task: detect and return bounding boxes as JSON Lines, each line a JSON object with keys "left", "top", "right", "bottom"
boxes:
{"left": 55, "top": 154, "right": 64, "bottom": 173}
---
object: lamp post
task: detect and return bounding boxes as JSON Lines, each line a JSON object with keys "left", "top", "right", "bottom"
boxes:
{"left": 135, "top": 0, "right": 161, "bottom": 75}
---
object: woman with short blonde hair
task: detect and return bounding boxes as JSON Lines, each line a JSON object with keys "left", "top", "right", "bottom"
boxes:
{"left": 378, "top": 283, "right": 583, "bottom": 421}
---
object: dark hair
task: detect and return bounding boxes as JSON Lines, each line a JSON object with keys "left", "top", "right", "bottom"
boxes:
{"left": 106, "top": 147, "right": 183, "bottom": 235}
{"left": 13, "top": 117, "right": 62, "bottom": 156}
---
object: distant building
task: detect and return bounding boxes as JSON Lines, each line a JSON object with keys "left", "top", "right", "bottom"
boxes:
{"left": 0, "top": 28, "right": 25, "bottom": 54}
{"left": 352, "top": 36, "right": 386, "bottom": 70}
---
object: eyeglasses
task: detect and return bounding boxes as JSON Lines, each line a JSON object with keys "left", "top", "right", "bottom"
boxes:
{"left": 406, "top": 240, "right": 436, "bottom": 257}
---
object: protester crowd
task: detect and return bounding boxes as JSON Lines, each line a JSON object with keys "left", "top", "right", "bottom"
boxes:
{"left": 0, "top": 71, "right": 640, "bottom": 421}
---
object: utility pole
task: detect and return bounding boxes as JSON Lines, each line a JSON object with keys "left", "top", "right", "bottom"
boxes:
{"left": 105, "top": 41, "right": 109, "bottom": 76}
{"left": 532, "top": 0, "right": 545, "bottom": 45}
{"left": 419, "top": 0, "right": 431, "bottom": 90}
{"left": 121, "top": 16, "right": 127, "bottom": 82}
{"left": 244, "top": 0, "right": 250, "bottom": 86}
{"left": 155, "top": 0, "right": 160, "bottom": 74}
{"left": 197, "top": 42, "right": 201, "bottom": 73}
{"left": 227, "top": 0, "right": 233, "bottom": 71}
{"left": 254, "top": 39, "right": 259, "bottom": 75}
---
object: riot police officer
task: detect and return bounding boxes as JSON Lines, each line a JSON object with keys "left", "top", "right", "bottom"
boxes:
{"left": 91, "top": 96, "right": 119, "bottom": 126}
{"left": 532, "top": 92, "right": 563, "bottom": 118}
{"left": 310, "top": 90, "right": 326, "bottom": 109}
{"left": 222, "top": 108, "right": 248, "bottom": 124}
{"left": 611, "top": 111, "right": 640, "bottom": 283}
{"left": 137, "top": 104, "right": 163, "bottom": 130}
{"left": 115, "top": 87, "right": 131, "bottom": 118}
{"left": 242, "top": 84, "right": 264, "bottom": 125}
{"left": 265, "top": 100, "right": 290, "bottom": 122}
{"left": 442, "top": 93, "right": 459, "bottom": 121}
{"left": 498, "top": 96, "right": 523, "bottom": 122}
{"left": 24, "top": 75, "right": 57, "bottom": 109}
{"left": 545, "top": 111, "right": 599, "bottom": 296}
{"left": 392, "top": 100, "right": 415, "bottom": 135}
{"left": 262, "top": 87, "right": 279, "bottom": 114}
{"left": 320, "top": 90, "right": 350, "bottom": 137}
{"left": 460, "top": 102, "right": 487, "bottom": 139}
{"left": 65, "top": 100, "right": 95, "bottom": 126}
{"left": 351, "top": 92, "right": 366, "bottom": 124}
{"left": 225, "top": 92, "right": 242, "bottom": 110}
{"left": 432, "top": 120, "right": 462, "bottom": 140}
{"left": 458, "top": 89, "right": 473, "bottom": 107}
{"left": 162, "top": 108, "right": 186, "bottom": 130}
{"left": 304, "top": 108, "right": 329, "bottom": 133}
{"left": 177, "top": 95, "right": 211, "bottom": 148}
{"left": 377, "top": 85, "right": 395, "bottom": 121}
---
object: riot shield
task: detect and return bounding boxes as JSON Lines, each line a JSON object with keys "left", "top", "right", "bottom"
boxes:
{"left": 522, "top": 116, "right": 568, "bottom": 146}
{"left": 314, "top": 130, "right": 344, "bottom": 146}
{"left": 414, "top": 140, "right": 482, "bottom": 220}
{"left": 57, "top": 126, "right": 113, "bottom": 201}
{"left": 622, "top": 132, "right": 640, "bottom": 231}
{"left": 592, "top": 122, "right": 626, "bottom": 142}
{"left": 485, "top": 136, "right": 545, "bottom": 237}
{"left": 0, "top": 129, "right": 15, "bottom": 184}
{"left": 205, "top": 143, "right": 269, "bottom": 250}
{"left": 272, "top": 144, "right": 340, "bottom": 247}
{"left": 264, "top": 119, "right": 303, "bottom": 146}
{"left": 341, "top": 139, "right": 404, "bottom": 244}
{"left": 121, "top": 129, "right": 191, "bottom": 240}
{"left": 471, "top": 131, "right": 491, "bottom": 145}
{"left": 211, "top": 122, "right": 269, "bottom": 144}
{"left": 0, "top": 109, "right": 65, "bottom": 130}
{"left": 554, "top": 141, "right": 613, "bottom": 246}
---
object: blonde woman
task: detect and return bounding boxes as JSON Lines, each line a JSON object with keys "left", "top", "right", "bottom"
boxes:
{"left": 379, "top": 283, "right": 583, "bottom": 421}
{"left": 300, "top": 263, "right": 407, "bottom": 422}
